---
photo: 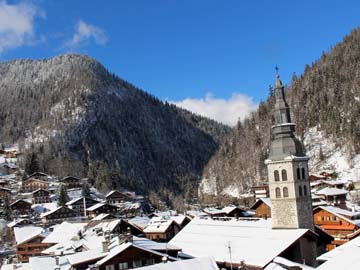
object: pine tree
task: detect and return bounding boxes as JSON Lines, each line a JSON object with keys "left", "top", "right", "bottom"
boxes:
{"left": 57, "top": 184, "right": 69, "bottom": 207}
{"left": 24, "top": 151, "right": 40, "bottom": 175}
{"left": 82, "top": 180, "right": 91, "bottom": 198}
{"left": 2, "top": 197, "right": 12, "bottom": 221}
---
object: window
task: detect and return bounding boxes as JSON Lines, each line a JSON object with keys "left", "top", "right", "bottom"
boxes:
{"left": 119, "top": 262, "right": 128, "bottom": 270}
{"left": 283, "top": 187, "right": 289, "bottom": 198}
{"left": 275, "top": 187, "right": 281, "bottom": 198}
{"left": 105, "top": 265, "right": 115, "bottom": 270}
{"left": 296, "top": 168, "right": 301, "bottom": 180}
{"left": 132, "top": 260, "right": 142, "bottom": 267}
{"left": 274, "top": 170, "right": 280, "bottom": 182}
{"left": 303, "top": 185, "right": 307, "bottom": 196}
{"left": 281, "top": 170, "right": 287, "bottom": 181}
{"left": 298, "top": 186, "right": 302, "bottom": 196}
{"left": 302, "top": 168, "right": 306, "bottom": 179}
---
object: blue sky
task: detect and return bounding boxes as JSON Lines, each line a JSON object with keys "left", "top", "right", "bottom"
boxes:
{"left": 1, "top": 0, "right": 360, "bottom": 125}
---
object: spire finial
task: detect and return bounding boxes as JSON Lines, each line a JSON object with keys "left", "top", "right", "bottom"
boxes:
{"left": 275, "top": 65, "right": 282, "bottom": 88}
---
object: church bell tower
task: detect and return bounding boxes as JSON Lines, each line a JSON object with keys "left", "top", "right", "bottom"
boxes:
{"left": 265, "top": 69, "right": 314, "bottom": 230}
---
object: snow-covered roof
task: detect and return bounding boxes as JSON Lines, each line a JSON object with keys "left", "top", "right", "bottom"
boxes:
{"left": 316, "top": 187, "right": 348, "bottom": 196}
{"left": 203, "top": 208, "right": 225, "bottom": 215}
{"left": 67, "top": 248, "right": 107, "bottom": 266}
{"left": 92, "top": 213, "right": 115, "bottom": 220}
{"left": 90, "top": 219, "right": 120, "bottom": 233}
{"left": 14, "top": 226, "right": 45, "bottom": 245}
{"left": 42, "top": 222, "right": 86, "bottom": 244}
{"left": 250, "top": 197, "right": 272, "bottom": 209}
{"left": 136, "top": 257, "right": 218, "bottom": 270}
{"left": 144, "top": 218, "right": 175, "bottom": 233}
{"left": 170, "top": 215, "right": 188, "bottom": 226}
{"left": 315, "top": 206, "right": 360, "bottom": 226}
{"left": 222, "top": 206, "right": 239, "bottom": 215}
{"left": 169, "top": 218, "right": 312, "bottom": 268}
{"left": 29, "top": 256, "right": 70, "bottom": 270}
{"left": 132, "top": 236, "right": 180, "bottom": 251}
{"left": 86, "top": 203, "right": 105, "bottom": 211}
{"left": 264, "top": 257, "right": 315, "bottom": 270}
{"left": 128, "top": 216, "right": 150, "bottom": 229}
{"left": 32, "top": 202, "right": 58, "bottom": 214}
{"left": 317, "top": 235, "right": 360, "bottom": 270}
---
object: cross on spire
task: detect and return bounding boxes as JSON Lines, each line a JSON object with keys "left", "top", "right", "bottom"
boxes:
{"left": 275, "top": 65, "right": 280, "bottom": 78}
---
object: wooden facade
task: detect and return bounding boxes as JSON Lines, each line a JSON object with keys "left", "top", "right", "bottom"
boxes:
{"left": 313, "top": 207, "right": 360, "bottom": 248}
{"left": 87, "top": 203, "right": 119, "bottom": 219}
{"left": 41, "top": 206, "right": 77, "bottom": 225}
{"left": 250, "top": 199, "right": 272, "bottom": 218}
{"left": 106, "top": 190, "right": 133, "bottom": 205}
{"left": 16, "top": 235, "right": 51, "bottom": 263}
{"left": 67, "top": 197, "right": 99, "bottom": 217}
{"left": 10, "top": 199, "right": 32, "bottom": 215}
{"left": 144, "top": 221, "right": 180, "bottom": 242}
{"left": 93, "top": 244, "right": 169, "bottom": 270}
{"left": 22, "top": 178, "right": 49, "bottom": 193}
{"left": 61, "top": 176, "right": 81, "bottom": 189}
{"left": 32, "top": 189, "right": 51, "bottom": 204}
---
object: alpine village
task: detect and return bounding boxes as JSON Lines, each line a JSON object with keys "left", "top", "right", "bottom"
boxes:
{"left": 1, "top": 5, "right": 360, "bottom": 270}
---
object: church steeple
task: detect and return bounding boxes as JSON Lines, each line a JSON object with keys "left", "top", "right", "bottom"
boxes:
{"left": 265, "top": 67, "right": 314, "bottom": 231}
{"left": 269, "top": 69, "right": 304, "bottom": 160}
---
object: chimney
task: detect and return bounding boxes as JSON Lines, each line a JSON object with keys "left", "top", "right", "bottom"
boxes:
{"left": 102, "top": 240, "right": 109, "bottom": 253}
{"left": 352, "top": 206, "right": 356, "bottom": 213}
{"left": 55, "top": 256, "right": 60, "bottom": 266}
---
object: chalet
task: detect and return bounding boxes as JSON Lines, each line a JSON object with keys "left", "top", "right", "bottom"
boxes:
{"left": 105, "top": 190, "right": 134, "bottom": 205}
{"left": 222, "top": 206, "right": 247, "bottom": 218}
{"left": 10, "top": 199, "right": 32, "bottom": 216}
{"left": 143, "top": 218, "right": 180, "bottom": 242}
{"left": 250, "top": 198, "right": 272, "bottom": 218}
{"left": 67, "top": 196, "right": 99, "bottom": 217}
{"left": 313, "top": 206, "right": 360, "bottom": 248}
{"left": 251, "top": 184, "right": 269, "bottom": 199}
{"left": 32, "top": 188, "right": 51, "bottom": 204}
{"left": 118, "top": 202, "right": 143, "bottom": 218}
{"left": 315, "top": 187, "right": 348, "bottom": 207}
{"left": 309, "top": 173, "right": 327, "bottom": 181}
{"left": 22, "top": 178, "right": 49, "bottom": 193}
{"left": 0, "top": 179, "right": 9, "bottom": 188}
{"left": 7, "top": 218, "right": 33, "bottom": 228}
{"left": 86, "top": 242, "right": 175, "bottom": 270}
{"left": 61, "top": 176, "right": 81, "bottom": 189}
{"left": 14, "top": 226, "right": 51, "bottom": 262}
{"left": 92, "top": 213, "right": 117, "bottom": 221}
{"left": 86, "top": 203, "right": 119, "bottom": 219}
{"left": 27, "top": 172, "right": 48, "bottom": 181}
{"left": 203, "top": 208, "right": 226, "bottom": 218}
{"left": 0, "top": 186, "right": 11, "bottom": 202}
{"left": 41, "top": 206, "right": 77, "bottom": 225}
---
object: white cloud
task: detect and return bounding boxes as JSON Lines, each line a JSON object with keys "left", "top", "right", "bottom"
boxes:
{"left": 0, "top": 1, "right": 42, "bottom": 53}
{"left": 65, "top": 20, "right": 108, "bottom": 49}
{"left": 172, "top": 92, "right": 258, "bottom": 126}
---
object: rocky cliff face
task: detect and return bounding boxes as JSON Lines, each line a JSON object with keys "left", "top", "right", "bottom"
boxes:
{"left": 0, "top": 54, "right": 230, "bottom": 196}
{"left": 201, "top": 28, "right": 360, "bottom": 199}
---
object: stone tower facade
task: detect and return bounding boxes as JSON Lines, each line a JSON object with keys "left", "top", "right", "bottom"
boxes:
{"left": 265, "top": 72, "right": 314, "bottom": 230}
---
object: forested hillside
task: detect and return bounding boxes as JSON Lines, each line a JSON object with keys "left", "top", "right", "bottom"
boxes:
{"left": 0, "top": 54, "right": 230, "bottom": 199}
{"left": 201, "top": 28, "right": 360, "bottom": 199}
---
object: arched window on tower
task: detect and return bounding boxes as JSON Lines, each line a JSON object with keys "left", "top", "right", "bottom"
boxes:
{"left": 275, "top": 187, "right": 281, "bottom": 198}
{"left": 303, "top": 185, "right": 307, "bottom": 196}
{"left": 299, "top": 186, "right": 303, "bottom": 196}
{"left": 302, "top": 168, "right": 306, "bottom": 179}
{"left": 297, "top": 168, "right": 301, "bottom": 180}
{"left": 283, "top": 187, "right": 289, "bottom": 198}
{"left": 274, "top": 170, "right": 280, "bottom": 182}
{"left": 281, "top": 170, "right": 288, "bottom": 181}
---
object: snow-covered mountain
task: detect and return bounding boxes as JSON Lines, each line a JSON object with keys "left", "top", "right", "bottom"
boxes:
{"left": 0, "top": 54, "right": 230, "bottom": 197}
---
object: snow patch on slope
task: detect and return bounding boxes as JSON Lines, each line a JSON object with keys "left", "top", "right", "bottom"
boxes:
{"left": 304, "top": 126, "right": 360, "bottom": 181}
{"left": 199, "top": 176, "right": 218, "bottom": 196}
